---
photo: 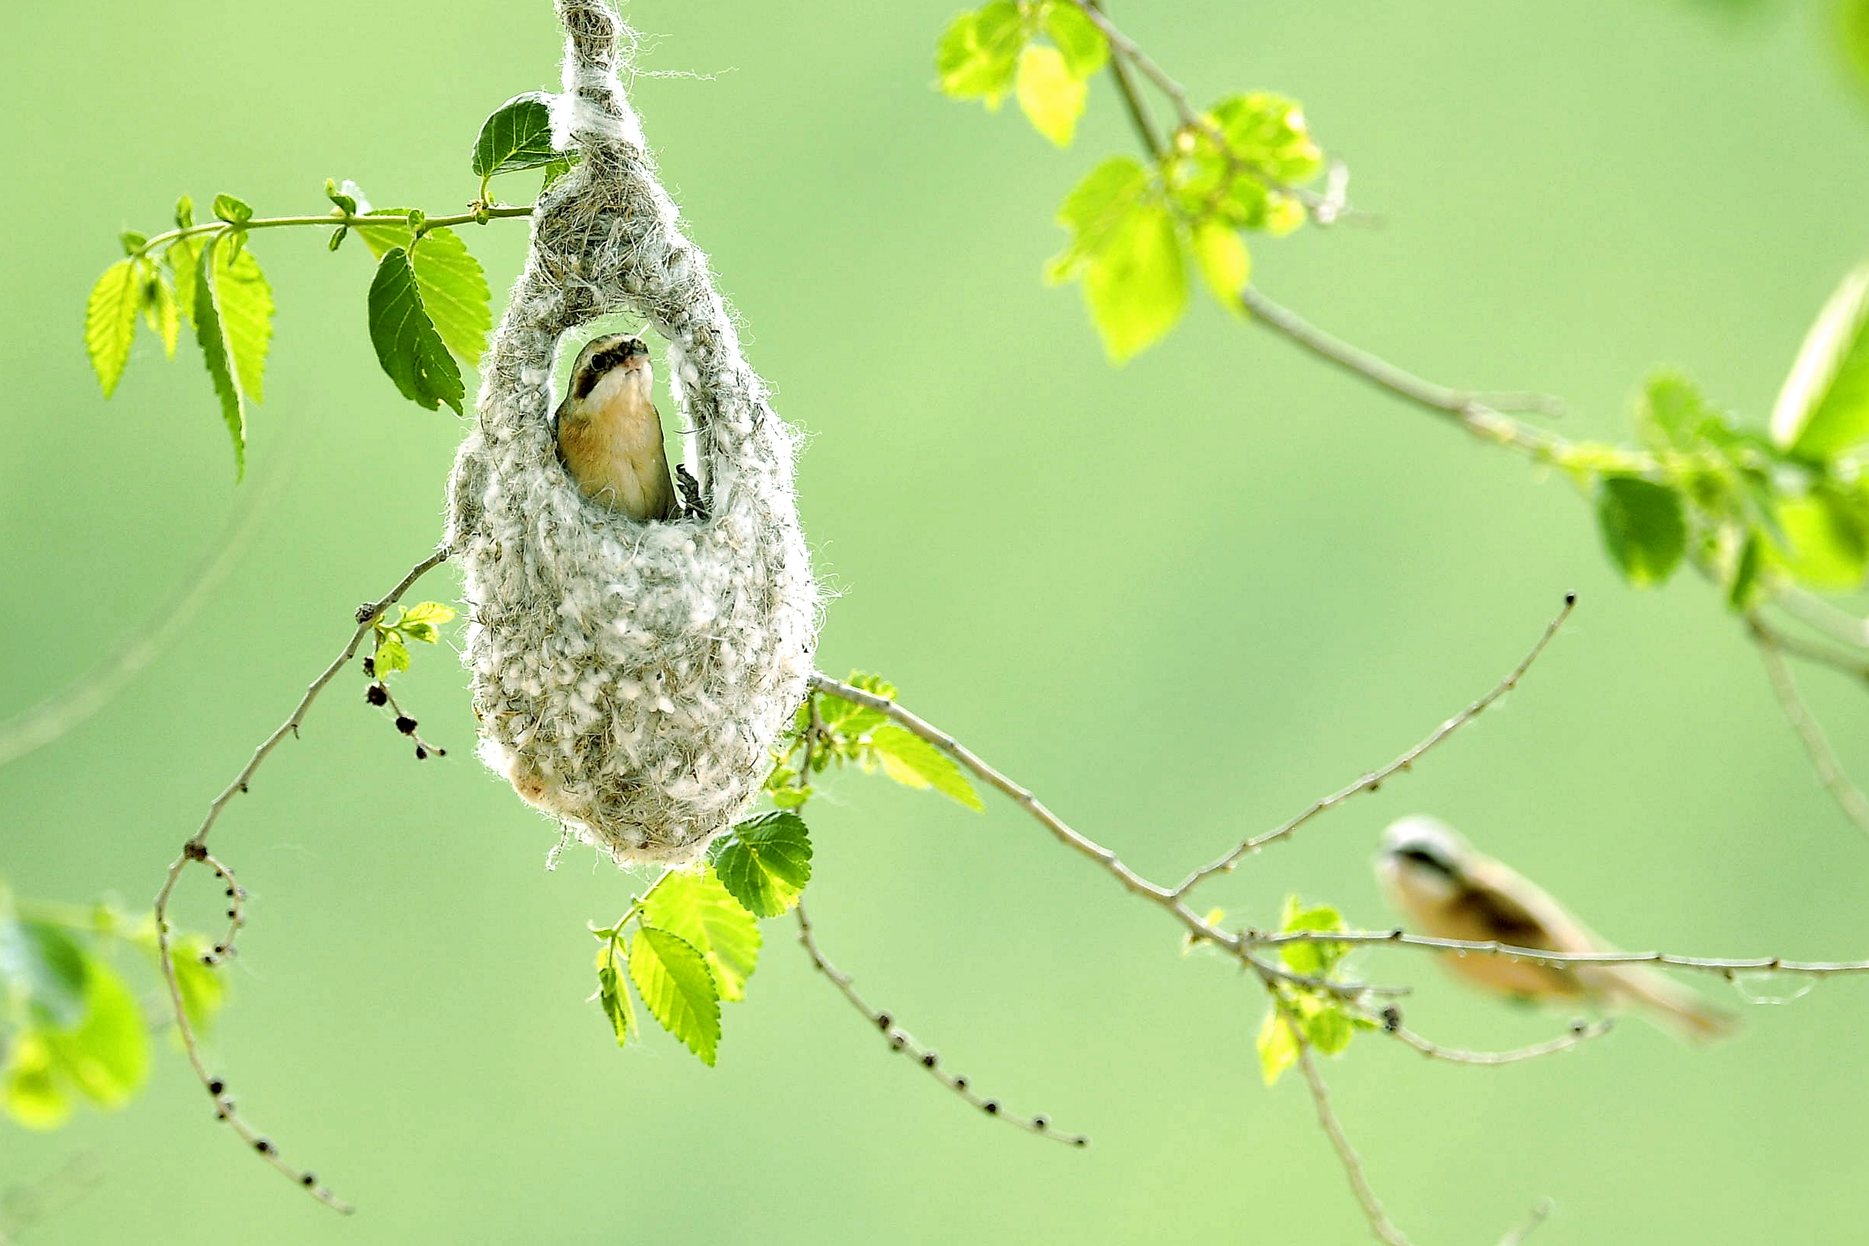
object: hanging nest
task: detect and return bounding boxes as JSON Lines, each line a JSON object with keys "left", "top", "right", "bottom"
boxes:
{"left": 447, "top": 0, "right": 818, "bottom": 867}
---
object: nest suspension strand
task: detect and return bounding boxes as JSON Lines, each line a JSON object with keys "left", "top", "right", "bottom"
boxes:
{"left": 447, "top": 0, "right": 818, "bottom": 866}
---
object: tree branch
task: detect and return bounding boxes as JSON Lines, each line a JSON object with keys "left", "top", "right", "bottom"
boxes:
{"left": 1749, "top": 627, "right": 1869, "bottom": 837}
{"left": 151, "top": 544, "right": 451, "bottom": 1214}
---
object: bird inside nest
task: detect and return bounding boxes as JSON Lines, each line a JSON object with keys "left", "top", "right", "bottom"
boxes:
{"left": 554, "top": 332, "right": 707, "bottom": 522}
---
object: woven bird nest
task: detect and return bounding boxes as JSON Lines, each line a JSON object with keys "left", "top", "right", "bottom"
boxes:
{"left": 447, "top": 0, "right": 818, "bottom": 867}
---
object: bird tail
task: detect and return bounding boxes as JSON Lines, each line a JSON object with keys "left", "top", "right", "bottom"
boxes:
{"left": 1602, "top": 966, "right": 1740, "bottom": 1042}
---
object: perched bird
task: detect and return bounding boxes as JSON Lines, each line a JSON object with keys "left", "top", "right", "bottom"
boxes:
{"left": 555, "top": 333, "right": 680, "bottom": 522}
{"left": 1377, "top": 815, "right": 1737, "bottom": 1041}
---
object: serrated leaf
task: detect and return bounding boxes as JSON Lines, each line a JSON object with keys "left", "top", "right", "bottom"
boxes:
{"left": 213, "top": 243, "right": 271, "bottom": 404}
{"left": 596, "top": 940, "right": 634, "bottom": 1047}
{"left": 1042, "top": 1, "right": 1109, "bottom": 77}
{"left": 210, "top": 193, "right": 251, "bottom": 224}
{"left": 0, "top": 918, "right": 90, "bottom": 1029}
{"left": 353, "top": 223, "right": 490, "bottom": 366}
{"left": 1257, "top": 1008, "right": 1299, "bottom": 1087}
{"left": 868, "top": 724, "right": 984, "bottom": 811}
{"left": 401, "top": 601, "right": 456, "bottom": 628}
{"left": 139, "top": 266, "right": 180, "bottom": 357}
{"left": 712, "top": 812, "right": 812, "bottom": 918}
{"left": 472, "top": 92, "right": 561, "bottom": 178}
{"left": 1771, "top": 263, "right": 1869, "bottom": 460}
{"left": 1016, "top": 44, "right": 1086, "bottom": 146}
{"left": 84, "top": 259, "right": 141, "bottom": 399}
{"left": 644, "top": 868, "right": 762, "bottom": 1002}
{"left": 192, "top": 237, "right": 246, "bottom": 479}
{"left": 936, "top": 2, "right": 1027, "bottom": 107}
{"left": 1597, "top": 475, "right": 1687, "bottom": 587}
{"left": 628, "top": 926, "right": 721, "bottom": 1066}
{"left": 375, "top": 633, "right": 411, "bottom": 677}
{"left": 167, "top": 237, "right": 201, "bottom": 330}
{"left": 367, "top": 247, "right": 465, "bottom": 414}
{"left": 1190, "top": 220, "right": 1250, "bottom": 313}
{"left": 1084, "top": 201, "right": 1187, "bottom": 363}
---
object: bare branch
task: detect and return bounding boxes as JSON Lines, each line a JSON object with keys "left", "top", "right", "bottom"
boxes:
{"left": 1749, "top": 624, "right": 1869, "bottom": 836}
{"left": 1296, "top": 1041, "right": 1414, "bottom": 1246}
{"left": 1175, "top": 594, "right": 1575, "bottom": 897}
{"left": 793, "top": 902, "right": 1087, "bottom": 1147}
{"left": 151, "top": 544, "right": 451, "bottom": 1214}
{"left": 1375, "top": 1013, "right": 1615, "bottom": 1066}
{"left": 1254, "top": 926, "right": 1869, "bottom": 980}
{"left": 1746, "top": 612, "right": 1869, "bottom": 683}
{"left": 1776, "top": 586, "right": 1869, "bottom": 650}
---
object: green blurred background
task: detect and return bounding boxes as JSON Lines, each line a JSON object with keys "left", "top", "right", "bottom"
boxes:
{"left": 5, "top": 0, "right": 1869, "bottom": 1240}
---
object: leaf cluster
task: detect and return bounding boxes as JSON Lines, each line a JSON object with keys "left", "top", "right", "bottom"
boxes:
{"left": 1253, "top": 897, "right": 1378, "bottom": 1087}
{"left": 1, "top": 886, "right": 223, "bottom": 1129}
{"left": 763, "top": 673, "right": 983, "bottom": 813}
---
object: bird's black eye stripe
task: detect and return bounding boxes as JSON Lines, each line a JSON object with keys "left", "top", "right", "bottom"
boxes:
{"left": 1396, "top": 846, "right": 1457, "bottom": 878}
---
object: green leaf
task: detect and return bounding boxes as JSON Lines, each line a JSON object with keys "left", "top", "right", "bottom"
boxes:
{"left": 1728, "top": 529, "right": 1767, "bottom": 610}
{"left": 192, "top": 237, "right": 246, "bottom": 479}
{"left": 540, "top": 155, "right": 577, "bottom": 192}
{"left": 84, "top": 259, "right": 141, "bottom": 399}
{"left": 356, "top": 221, "right": 492, "bottom": 367}
{"left": 210, "top": 193, "right": 252, "bottom": 225}
{"left": 213, "top": 243, "right": 272, "bottom": 404}
{"left": 1083, "top": 202, "right": 1187, "bottom": 363}
{"left": 171, "top": 936, "right": 226, "bottom": 1032}
{"left": 712, "top": 812, "right": 813, "bottom": 918}
{"left": 400, "top": 601, "right": 456, "bottom": 633}
{"left": 375, "top": 633, "right": 411, "bottom": 677}
{"left": 868, "top": 724, "right": 984, "bottom": 811}
{"left": 0, "top": 918, "right": 90, "bottom": 1028}
{"left": 1279, "top": 896, "right": 1348, "bottom": 977}
{"left": 1046, "top": 156, "right": 1150, "bottom": 284}
{"left": 644, "top": 868, "right": 762, "bottom": 1003}
{"left": 1302, "top": 1002, "right": 1355, "bottom": 1056}
{"left": 1637, "top": 370, "right": 1718, "bottom": 452}
{"left": 936, "top": 2, "right": 1027, "bottom": 107}
{"left": 1015, "top": 44, "right": 1086, "bottom": 146}
{"left": 138, "top": 266, "right": 180, "bottom": 357}
{"left": 1190, "top": 220, "right": 1250, "bottom": 312}
{"left": 472, "top": 93, "right": 562, "bottom": 178}
{"left": 596, "top": 939, "right": 634, "bottom": 1047}
{"left": 120, "top": 230, "right": 148, "bottom": 256}
{"left": 1841, "top": 0, "right": 1869, "bottom": 101}
{"left": 167, "top": 237, "right": 201, "bottom": 330}
{"left": 1772, "top": 263, "right": 1869, "bottom": 460}
{"left": 367, "top": 247, "right": 465, "bottom": 414}
{"left": 1597, "top": 475, "right": 1687, "bottom": 587}
{"left": 1041, "top": 1, "right": 1109, "bottom": 78}
{"left": 1256, "top": 1008, "right": 1299, "bottom": 1087}
{"left": 1777, "top": 485, "right": 1869, "bottom": 589}
{"left": 44, "top": 959, "right": 148, "bottom": 1107}
{"left": 3, "top": 1035, "right": 69, "bottom": 1129}
{"left": 174, "top": 194, "right": 195, "bottom": 230}
{"left": 1210, "top": 92, "right": 1325, "bottom": 187}
{"left": 628, "top": 926, "right": 721, "bottom": 1066}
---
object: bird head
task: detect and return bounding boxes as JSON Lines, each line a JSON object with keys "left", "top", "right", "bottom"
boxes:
{"left": 1377, "top": 815, "right": 1472, "bottom": 903}
{"left": 568, "top": 332, "right": 653, "bottom": 401}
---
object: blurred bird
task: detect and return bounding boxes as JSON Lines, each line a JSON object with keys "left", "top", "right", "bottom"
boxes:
{"left": 1377, "top": 815, "right": 1737, "bottom": 1041}
{"left": 555, "top": 333, "right": 680, "bottom": 522}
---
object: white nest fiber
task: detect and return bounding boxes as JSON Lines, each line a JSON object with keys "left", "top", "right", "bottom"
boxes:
{"left": 447, "top": 0, "right": 817, "bottom": 867}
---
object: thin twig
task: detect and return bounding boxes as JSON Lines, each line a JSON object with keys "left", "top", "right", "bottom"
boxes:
{"left": 805, "top": 673, "right": 1405, "bottom": 1002}
{"left": 793, "top": 901, "right": 1087, "bottom": 1147}
{"left": 1175, "top": 594, "right": 1575, "bottom": 897}
{"left": 1379, "top": 1015, "right": 1613, "bottom": 1066}
{"left": 1238, "top": 287, "right": 1603, "bottom": 466}
{"left": 1497, "top": 1199, "right": 1555, "bottom": 1246}
{"left": 1746, "top": 612, "right": 1869, "bottom": 683}
{"left": 1775, "top": 586, "right": 1869, "bottom": 650}
{"left": 1252, "top": 926, "right": 1869, "bottom": 979}
{"left": 151, "top": 545, "right": 451, "bottom": 1214}
{"left": 1749, "top": 630, "right": 1869, "bottom": 836}
{"left": 1295, "top": 1040, "right": 1413, "bottom": 1246}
